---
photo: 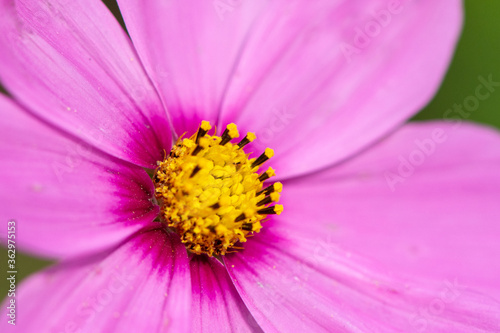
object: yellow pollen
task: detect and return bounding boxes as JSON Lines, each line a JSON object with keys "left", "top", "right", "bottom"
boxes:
{"left": 154, "top": 121, "right": 283, "bottom": 256}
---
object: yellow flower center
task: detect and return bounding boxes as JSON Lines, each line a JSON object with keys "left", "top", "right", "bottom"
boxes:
{"left": 154, "top": 121, "right": 283, "bottom": 256}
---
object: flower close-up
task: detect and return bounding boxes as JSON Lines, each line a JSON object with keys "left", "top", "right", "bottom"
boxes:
{"left": 1, "top": 0, "right": 500, "bottom": 332}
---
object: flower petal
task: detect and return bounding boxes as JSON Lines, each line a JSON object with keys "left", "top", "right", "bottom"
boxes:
{"left": 117, "top": 0, "right": 462, "bottom": 178}
{"left": 225, "top": 228, "right": 500, "bottom": 332}
{"left": 0, "top": 95, "right": 158, "bottom": 258}
{"left": 279, "top": 121, "right": 500, "bottom": 300}
{"left": 190, "top": 256, "right": 262, "bottom": 332}
{"left": 0, "top": 229, "right": 191, "bottom": 332}
{"left": 224, "top": 122, "right": 500, "bottom": 331}
{"left": 0, "top": 0, "right": 171, "bottom": 168}
{"left": 116, "top": 0, "right": 265, "bottom": 136}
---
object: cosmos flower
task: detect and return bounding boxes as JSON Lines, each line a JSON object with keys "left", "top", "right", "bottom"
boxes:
{"left": 1, "top": 0, "right": 500, "bottom": 332}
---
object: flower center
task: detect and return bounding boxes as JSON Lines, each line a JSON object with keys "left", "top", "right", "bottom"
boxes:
{"left": 154, "top": 121, "right": 283, "bottom": 256}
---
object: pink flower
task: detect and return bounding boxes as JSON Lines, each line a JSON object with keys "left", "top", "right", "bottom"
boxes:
{"left": 1, "top": 0, "right": 500, "bottom": 332}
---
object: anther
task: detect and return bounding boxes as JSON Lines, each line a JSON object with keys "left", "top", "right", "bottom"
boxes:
{"left": 251, "top": 148, "right": 274, "bottom": 169}
{"left": 192, "top": 137, "right": 208, "bottom": 156}
{"left": 192, "top": 145, "right": 203, "bottom": 156}
{"left": 235, "top": 213, "right": 246, "bottom": 222}
{"left": 237, "top": 132, "right": 256, "bottom": 148}
{"left": 195, "top": 120, "right": 212, "bottom": 144}
{"left": 257, "top": 204, "right": 284, "bottom": 215}
{"left": 241, "top": 223, "right": 253, "bottom": 231}
{"left": 220, "top": 123, "right": 239, "bottom": 145}
{"left": 258, "top": 167, "right": 276, "bottom": 182}
{"left": 256, "top": 182, "right": 282, "bottom": 196}
{"left": 190, "top": 165, "right": 201, "bottom": 178}
{"left": 257, "top": 192, "right": 280, "bottom": 206}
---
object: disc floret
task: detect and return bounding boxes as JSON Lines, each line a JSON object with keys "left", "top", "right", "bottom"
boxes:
{"left": 154, "top": 121, "right": 283, "bottom": 256}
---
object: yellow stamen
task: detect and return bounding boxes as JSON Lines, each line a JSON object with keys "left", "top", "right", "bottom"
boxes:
{"left": 154, "top": 121, "right": 283, "bottom": 256}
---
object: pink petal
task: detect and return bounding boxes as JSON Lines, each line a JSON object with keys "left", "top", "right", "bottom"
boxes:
{"left": 117, "top": 0, "right": 462, "bottom": 178}
{"left": 279, "top": 121, "right": 500, "bottom": 300}
{"left": 0, "top": 229, "right": 191, "bottom": 332}
{"left": 225, "top": 228, "right": 500, "bottom": 332}
{"left": 116, "top": 0, "right": 265, "bottom": 136}
{"left": 190, "top": 256, "right": 262, "bottom": 332}
{"left": 0, "top": 96, "right": 158, "bottom": 258}
{"left": 0, "top": 0, "right": 171, "bottom": 168}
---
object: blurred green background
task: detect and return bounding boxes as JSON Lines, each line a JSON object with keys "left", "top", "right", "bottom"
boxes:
{"left": 2, "top": 0, "right": 500, "bottom": 298}
{"left": 412, "top": 0, "right": 500, "bottom": 128}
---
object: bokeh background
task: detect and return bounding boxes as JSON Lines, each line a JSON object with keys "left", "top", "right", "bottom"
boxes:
{"left": 2, "top": 0, "right": 500, "bottom": 298}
